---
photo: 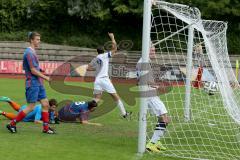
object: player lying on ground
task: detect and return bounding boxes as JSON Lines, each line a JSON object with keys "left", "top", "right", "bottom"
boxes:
{"left": 136, "top": 42, "right": 170, "bottom": 153}
{"left": 48, "top": 99, "right": 60, "bottom": 124}
{"left": 0, "top": 96, "right": 59, "bottom": 124}
{"left": 87, "top": 32, "right": 131, "bottom": 119}
{"left": 58, "top": 100, "right": 101, "bottom": 126}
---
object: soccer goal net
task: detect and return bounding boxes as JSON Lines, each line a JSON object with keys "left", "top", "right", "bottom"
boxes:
{"left": 138, "top": 1, "right": 240, "bottom": 159}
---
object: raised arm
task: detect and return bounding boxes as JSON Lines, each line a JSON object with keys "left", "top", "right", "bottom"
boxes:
{"left": 108, "top": 33, "right": 117, "bottom": 56}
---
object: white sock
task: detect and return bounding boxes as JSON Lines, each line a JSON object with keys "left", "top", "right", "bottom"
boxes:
{"left": 150, "top": 129, "right": 165, "bottom": 144}
{"left": 117, "top": 100, "right": 126, "bottom": 116}
{"left": 150, "top": 122, "right": 167, "bottom": 144}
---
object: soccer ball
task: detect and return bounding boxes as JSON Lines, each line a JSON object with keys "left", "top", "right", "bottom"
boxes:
{"left": 203, "top": 81, "right": 218, "bottom": 95}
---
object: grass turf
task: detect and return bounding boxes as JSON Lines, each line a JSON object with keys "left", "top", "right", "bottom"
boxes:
{"left": 0, "top": 78, "right": 239, "bottom": 160}
{"left": 0, "top": 78, "right": 179, "bottom": 160}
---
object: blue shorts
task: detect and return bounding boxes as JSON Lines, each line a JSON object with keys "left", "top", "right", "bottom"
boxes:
{"left": 25, "top": 85, "right": 47, "bottom": 103}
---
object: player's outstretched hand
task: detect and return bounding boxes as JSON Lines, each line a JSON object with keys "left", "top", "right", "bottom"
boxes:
{"left": 93, "top": 123, "right": 103, "bottom": 127}
{"left": 152, "top": 0, "right": 157, "bottom": 6}
{"left": 81, "top": 121, "right": 103, "bottom": 126}
{"left": 108, "top": 32, "right": 114, "bottom": 40}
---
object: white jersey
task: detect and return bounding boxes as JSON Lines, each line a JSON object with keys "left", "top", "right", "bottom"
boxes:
{"left": 136, "top": 58, "right": 154, "bottom": 79}
{"left": 136, "top": 58, "right": 167, "bottom": 116}
{"left": 90, "top": 51, "right": 116, "bottom": 94}
{"left": 136, "top": 58, "right": 155, "bottom": 83}
{"left": 90, "top": 51, "right": 112, "bottom": 79}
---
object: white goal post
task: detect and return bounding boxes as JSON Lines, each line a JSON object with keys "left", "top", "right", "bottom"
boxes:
{"left": 138, "top": 0, "right": 240, "bottom": 159}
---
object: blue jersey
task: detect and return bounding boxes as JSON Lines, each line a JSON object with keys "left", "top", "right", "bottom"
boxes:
{"left": 23, "top": 47, "right": 43, "bottom": 88}
{"left": 69, "top": 101, "right": 89, "bottom": 114}
{"left": 20, "top": 104, "right": 42, "bottom": 122}
{"left": 58, "top": 101, "right": 89, "bottom": 122}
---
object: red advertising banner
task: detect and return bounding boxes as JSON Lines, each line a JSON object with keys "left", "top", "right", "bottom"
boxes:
{"left": 0, "top": 60, "right": 70, "bottom": 75}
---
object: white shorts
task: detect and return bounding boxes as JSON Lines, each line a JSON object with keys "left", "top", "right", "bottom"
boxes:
{"left": 147, "top": 96, "right": 168, "bottom": 116}
{"left": 94, "top": 77, "right": 117, "bottom": 94}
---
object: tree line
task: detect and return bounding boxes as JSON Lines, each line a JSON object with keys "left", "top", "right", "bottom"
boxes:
{"left": 0, "top": 0, "right": 239, "bottom": 53}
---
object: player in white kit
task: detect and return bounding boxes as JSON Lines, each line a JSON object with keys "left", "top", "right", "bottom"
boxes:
{"left": 87, "top": 33, "right": 131, "bottom": 118}
{"left": 136, "top": 42, "right": 170, "bottom": 152}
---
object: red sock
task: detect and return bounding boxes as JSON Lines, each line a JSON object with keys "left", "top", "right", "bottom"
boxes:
{"left": 10, "top": 111, "right": 26, "bottom": 126}
{"left": 42, "top": 112, "right": 49, "bottom": 131}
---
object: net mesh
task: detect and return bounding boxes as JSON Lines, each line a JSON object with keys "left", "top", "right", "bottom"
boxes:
{"left": 145, "top": 1, "right": 240, "bottom": 159}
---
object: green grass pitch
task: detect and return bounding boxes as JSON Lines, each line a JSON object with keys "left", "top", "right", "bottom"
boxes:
{"left": 0, "top": 78, "right": 179, "bottom": 160}
{"left": 0, "top": 78, "right": 239, "bottom": 160}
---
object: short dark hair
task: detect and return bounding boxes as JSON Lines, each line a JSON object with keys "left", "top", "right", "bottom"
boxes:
{"left": 88, "top": 100, "right": 97, "bottom": 110}
{"left": 49, "top": 99, "right": 58, "bottom": 107}
{"left": 97, "top": 46, "right": 104, "bottom": 54}
{"left": 28, "top": 31, "right": 40, "bottom": 42}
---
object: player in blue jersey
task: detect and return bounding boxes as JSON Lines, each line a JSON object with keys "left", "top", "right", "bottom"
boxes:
{"left": 58, "top": 100, "right": 101, "bottom": 126}
{"left": 0, "top": 96, "right": 58, "bottom": 124}
{"left": 6, "top": 32, "right": 55, "bottom": 134}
